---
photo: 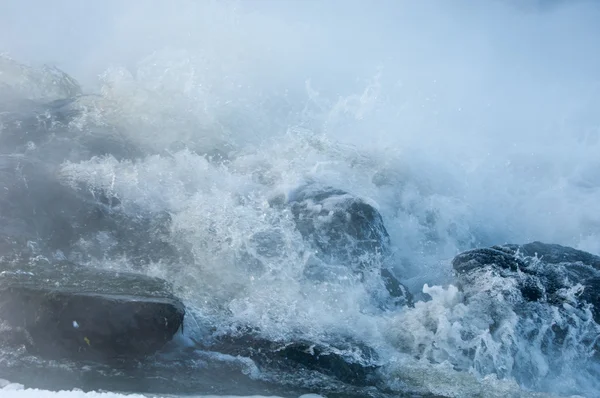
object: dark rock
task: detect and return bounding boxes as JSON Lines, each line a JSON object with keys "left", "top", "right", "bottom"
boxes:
{"left": 0, "top": 260, "right": 184, "bottom": 360}
{"left": 381, "top": 268, "right": 411, "bottom": 303}
{"left": 0, "top": 61, "right": 174, "bottom": 265}
{"left": 275, "top": 341, "right": 377, "bottom": 387}
{"left": 0, "top": 154, "right": 185, "bottom": 266}
{"left": 0, "top": 58, "right": 140, "bottom": 164}
{"left": 451, "top": 242, "right": 600, "bottom": 388}
{"left": 283, "top": 184, "right": 412, "bottom": 306}
{"left": 576, "top": 275, "right": 600, "bottom": 323}
{"left": 200, "top": 329, "right": 380, "bottom": 388}
{"left": 452, "top": 241, "right": 600, "bottom": 322}
{"left": 507, "top": 241, "right": 600, "bottom": 269}
{"left": 0, "top": 155, "right": 84, "bottom": 256}
{"left": 452, "top": 246, "right": 527, "bottom": 274}
{"left": 287, "top": 186, "right": 390, "bottom": 269}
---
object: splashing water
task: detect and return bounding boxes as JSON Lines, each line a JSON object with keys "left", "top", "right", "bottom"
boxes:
{"left": 1, "top": 1, "right": 600, "bottom": 397}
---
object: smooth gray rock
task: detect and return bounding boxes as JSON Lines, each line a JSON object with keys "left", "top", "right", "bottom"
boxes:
{"left": 198, "top": 329, "right": 380, "bottom": 388}
{"left": 0, "top": 260, "right": 184, "bottom": 360}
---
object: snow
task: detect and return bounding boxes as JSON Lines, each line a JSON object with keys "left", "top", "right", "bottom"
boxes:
{"left": 0, "top": 381, "right": 323, "bottom": 398}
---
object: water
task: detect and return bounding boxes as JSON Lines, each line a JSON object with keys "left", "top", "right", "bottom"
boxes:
{"left": 1, "top": 0, "right": 600, "bottom": 397}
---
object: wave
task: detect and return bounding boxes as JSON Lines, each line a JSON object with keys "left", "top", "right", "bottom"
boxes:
{"left": 1, "top": 1, "right": 600, "bottom": 397}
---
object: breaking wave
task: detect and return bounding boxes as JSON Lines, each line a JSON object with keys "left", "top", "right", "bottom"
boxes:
{"left": 2, "top": 1, "right": 600, "bottom": 397}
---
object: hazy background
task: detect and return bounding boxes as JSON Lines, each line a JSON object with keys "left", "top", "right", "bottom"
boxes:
{"left": 2, "top": 2, "right": 600, "bottom": 396}
{"left": 1, "top": 0, "right": 600, "bottom": 254}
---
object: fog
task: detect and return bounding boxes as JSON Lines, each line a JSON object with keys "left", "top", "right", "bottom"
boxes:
{"left": 4, "top": 0, "right": 598, "bottom": 143}
{"left": 1, "top": 0, "right": 599, "bottom": 245}
{"left": 1, "top": 0, "right": 600, "bottom": 255}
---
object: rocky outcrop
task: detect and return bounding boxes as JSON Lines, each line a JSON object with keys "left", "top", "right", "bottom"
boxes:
{"left": 0, "top": 96, "right": 142, "bottom": 164}
{"left": 282, "top": 184, "right": 412, "bottom": 307}
{"left": 0, "top": 260, "right": 184, "bottom": 360}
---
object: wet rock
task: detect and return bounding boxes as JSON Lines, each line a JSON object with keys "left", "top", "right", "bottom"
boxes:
{"left": 451, "top": 241, "right": 600, "bottom": 385}
{"left": 0, "top": 65, "right": 179, "bottom": 265}
{"left": 287, "top": 186, "right": 390, "bottom": 268}
{"left": 283, "top": 184, "right": 411, "bottom": 306}
{"left": 0, "top": 260, "right": 184, "bottom": 360}
{"left": 0, "top": 58, "right": 141, "bottom": 164}
{"left": 0, "top": 156, "right": 85, "bottom": 256}
{"left": 0, "top": 155, "right": 184, "bottom": 266}
{"left": 452, "top": 241, "right": 600, "bottom": 323}
{"left": 200, "top": 330, "right": 380, "bottom": 387}
{"left": 509, "top": 241, "right": 600, "bottom": 269}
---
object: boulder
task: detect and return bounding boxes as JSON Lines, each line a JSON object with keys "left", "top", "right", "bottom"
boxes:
{"left": 450, "top": 241, "right": 600, "bottom": 384}
{"left": 0, "top": 57, "right": 140, "bottom": 164}
{"left": 0, "top": 66, "right": 181, "bottom": 266}
{"left": 282, "top": 184, "right": 411, "bottom": 306}
{"left": 287, "top": 186, "right": 390, "bottom": 268}
{"left": 452, "top": 242, "right": 600, "bottom": 335}
{"left": 452, "top": 241, "right": 600, "bottom": 320}
{"left": 0, "top": 260, "right": 184, "bottom": 360}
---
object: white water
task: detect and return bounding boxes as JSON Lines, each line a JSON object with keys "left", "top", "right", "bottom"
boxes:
{"left": 2, "top": 1, "right": 600, "bottom": 397}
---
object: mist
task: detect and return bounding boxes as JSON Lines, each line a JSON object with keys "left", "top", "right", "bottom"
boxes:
{"left": 2, "top": 1, "right": 600, "bottom": 397}
{"left": 1, "top": 0, "right": 599, "bottom": 264}
{"left": 6, "top": 0, "right": 596, "bottom": 148}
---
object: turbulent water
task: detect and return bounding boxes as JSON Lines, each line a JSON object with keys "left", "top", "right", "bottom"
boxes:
{"left": 1, "top": 1, "right": 600, "bottom": 397}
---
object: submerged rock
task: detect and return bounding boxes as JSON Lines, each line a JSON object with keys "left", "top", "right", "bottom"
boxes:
{"left": 282, "top": 184, "right": 411, "bottom": 306}
{"left": 0, "top": 260, "right": 184, "bottom": 360}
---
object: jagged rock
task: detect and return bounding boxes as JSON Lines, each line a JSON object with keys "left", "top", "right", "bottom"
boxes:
{"left": 282, "top": 184, "right": 411, "bottom": 306}
{"left": 450, "top": 241, "right": 600, "bottom": 384}
{"left": 0, "top": 260, "right": 184, "bottom": 360}
{"left": 452, "top": 241, "right": 600, "bottom": 322}
{"left": 512, "top": 241, "right": 600, "bottom": 268}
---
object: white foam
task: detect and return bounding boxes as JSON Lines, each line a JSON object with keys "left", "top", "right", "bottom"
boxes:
{"left": 2, "top": 1, "right": 600, "bottom": 397}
